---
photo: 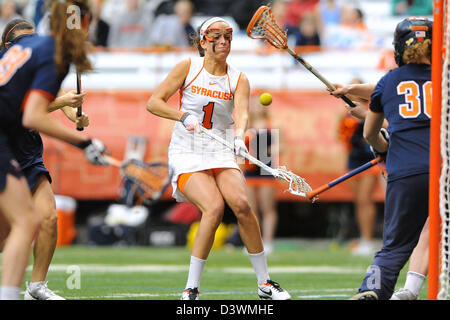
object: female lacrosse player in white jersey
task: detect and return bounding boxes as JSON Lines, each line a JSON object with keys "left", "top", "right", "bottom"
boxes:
{"left": 146, "top": 17, "right": 290, "bottom": 300}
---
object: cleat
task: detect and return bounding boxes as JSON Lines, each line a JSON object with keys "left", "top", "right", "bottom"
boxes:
{"left": 258, "top": 280, "right": 291, "bottom": 300}
{"left": 349, "top": 290, "right": 378, "bottom": 300}
{"left": 390, "top": 288, "right": 418, "bottom": 300}
{"left": 24, "top": 282, "right": 65, "bottom": 300}
{"left": 181, "top": 288, "right": 199, "bottom": 300}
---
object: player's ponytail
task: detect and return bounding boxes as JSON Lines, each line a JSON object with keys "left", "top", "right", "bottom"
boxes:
{"left": 49, "top": 0, "right": 93, "bottom": 74}
{"left": 192, "top": 25, "right": 205, "bottom": 57}
{"left": 402, "top": 39, "right": 432, "bottom": 65}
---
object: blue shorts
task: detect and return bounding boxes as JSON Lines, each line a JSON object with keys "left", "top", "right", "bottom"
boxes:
{"left": 0, "top": 136, "right": 23, "bottom": 192}
{"left": 22, "top": 162, "right": 52, "bottom": 191}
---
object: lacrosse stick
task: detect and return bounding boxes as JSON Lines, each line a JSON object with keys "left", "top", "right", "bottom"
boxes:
{"left": 199, "top": 126, "right": 315, "bottom": 200}
{"left": 304, "top": 156, "right": 384, "bottom": 200}
{"left": 247, "top": 6, "right": 356, "bottom": 108}
{"left": 104, "top": 156, "right": 171, "bottom": 205}
{"left": 76, "top": 70, "right": 83, "bottom": 131}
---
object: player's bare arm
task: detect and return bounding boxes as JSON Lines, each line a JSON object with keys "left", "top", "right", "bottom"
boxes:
{"left": 48, "top": 90, "right": 85, "bottom": 112}
{"left": 363, "top": 110, "right": 388, "bottom": 153}
{"left": 22, "top": 91, "right": 89, "bottom": 145}
{"left": 330, "top": 83, "right": 376, "bottom": 100}
{"left": 146, "top": 59, "right": 190, "bottom": 122}
{"left": 344, "top": 100, "right": 368, "bottom": 120}
{"left": 233, "top": 73, "right": 250, "bottom": 138}
{"left": 48, "top": 90, "right": 89, "bottom": 128}
{"left": 60, "top": 106, "right": 89, "bottom": 128}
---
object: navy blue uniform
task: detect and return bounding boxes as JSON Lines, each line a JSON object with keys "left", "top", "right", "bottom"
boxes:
{"left": 0, "top": 34, "right": 67, "bottom": 191}
{"left": 358, "top": 64, "right": 431, "bottom": 299}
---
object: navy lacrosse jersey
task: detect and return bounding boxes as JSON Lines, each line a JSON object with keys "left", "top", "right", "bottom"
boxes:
{"left": 369, "top": 63, "right": 431, "bottom": 182}
{"left": 0, "top": 33, "right": 68, "bottom": 169}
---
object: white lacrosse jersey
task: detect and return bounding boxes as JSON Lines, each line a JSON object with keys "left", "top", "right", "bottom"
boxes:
{"left": 168, "top": 57, "right": 243, "bottom": 202}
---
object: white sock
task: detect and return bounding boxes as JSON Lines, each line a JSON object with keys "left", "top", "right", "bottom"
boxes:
{"left": 0, "top": 286, "right": 22, "bottom": 300}
{"left": 185, "top": 256, "right": 206, "bottom": 290}
{"left": 248, "top": 251, "right": 269, "bottom": 285}
{"left": 404, "top": 271, "right": 426, "bottom": 296}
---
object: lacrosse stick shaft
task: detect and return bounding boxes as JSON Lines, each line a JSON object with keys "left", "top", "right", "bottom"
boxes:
{"left": 199, "top": 126, "right": 277, "bottom": 176}
{"left": 284, "top": 47, "right": 356, "bottom": 107}
{"left": 306, "top": 156, "right": 383, "bottom": 199}
{"left": 103, "top": 155, "right": 122, "bottom": 167}
{"left": 76, "top": 71, "right": 84, "bottom": 131}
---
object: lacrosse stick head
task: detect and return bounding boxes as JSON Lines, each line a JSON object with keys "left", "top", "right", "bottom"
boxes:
{"left": 120, "top": 159, "right": 172, "bottom": 205}
{"left": 247, "top": 5, "right": 288, "bottom": 49}
{"left": 274, "top": 166, "right": 317, "bottom": 202}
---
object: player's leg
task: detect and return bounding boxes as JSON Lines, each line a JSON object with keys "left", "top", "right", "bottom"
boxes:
{"left": 0, "top": 174, "right": 41, "bottom": 300}
{"left": 351, "top": 173, "right": 428, "bottom": 300}
{"left": 25, "top": 175, "right": 64, "bottom": 300}
{"left": 390, "top": 218, "right": 428, "bottom": 300}
{"left": 225, "top": 183, "right": 258, "bottom": 249}
{"left": 179, "top": 170, "right": 225, "bottom": 300}
{"left": 0, "top": 211, "right": 10, "bottom": 252}
{"left": 257, "top": 185, "right": 278, "bottom": 254}
{"left": 215, "top": 169, "right": 263, "bottom": 253}
{"left": 350, "top": 174, "right": 378, "bottom": 256}
{"left": 214, "top": 168, "right": 290, "bottom": 300}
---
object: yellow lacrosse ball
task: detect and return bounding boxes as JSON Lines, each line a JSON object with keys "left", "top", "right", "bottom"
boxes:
{"left": 259, "top": 93, "right": 272, "bottom": 106}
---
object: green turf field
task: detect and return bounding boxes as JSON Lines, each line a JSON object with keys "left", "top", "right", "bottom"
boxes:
{"left": 0, "top": 240, "right": 428, "bottom": 300}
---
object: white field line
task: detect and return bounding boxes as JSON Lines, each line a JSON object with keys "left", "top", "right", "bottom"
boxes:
{"left": 37, "top": 264, "right": 365, "bottom": 274}
{"left": 66, "top": 289, "right": 357, "bottom": 300}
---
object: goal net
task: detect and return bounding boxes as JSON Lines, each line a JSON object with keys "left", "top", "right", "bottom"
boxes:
{"left": 430, "top": 0, "right": 450, "bottom": 300}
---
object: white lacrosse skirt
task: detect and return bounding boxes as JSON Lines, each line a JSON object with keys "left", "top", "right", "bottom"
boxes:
{"left": 168, "top": 123, "right": 240, "bottom": 202}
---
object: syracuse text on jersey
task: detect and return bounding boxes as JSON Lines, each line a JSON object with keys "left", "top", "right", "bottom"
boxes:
{"left": 191, "top": 85, "right": 233, "bottom": 100}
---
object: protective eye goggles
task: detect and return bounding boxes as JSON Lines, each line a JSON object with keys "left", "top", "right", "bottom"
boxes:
{"left": 203, "top": 27, "right": 233, "bottom": 42}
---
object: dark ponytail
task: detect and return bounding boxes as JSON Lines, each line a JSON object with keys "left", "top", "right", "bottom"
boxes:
{"left": 192, "top": 19, "right": 209, "bottom": 57}
{"left": 1, "top": 18, "right": 34, "bottom": 50}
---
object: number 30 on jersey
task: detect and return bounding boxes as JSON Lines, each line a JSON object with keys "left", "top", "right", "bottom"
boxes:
{"left": 397, "top": 80, "right": 432, "bottom": 119}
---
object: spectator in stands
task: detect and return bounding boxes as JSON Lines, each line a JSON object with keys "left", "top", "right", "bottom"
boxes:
{"left": 269, "top": 0, "right": 301, "bottom": 48}
{"left": 391, "top": 0, "right": 433, "bottom": 16}
{"left": 107, "top": 0, "right": 154, "bottom": 48}
{"left": 149, "top": 0, "right": 195, "bottom": 47}
{"left": 322, "top": 5, "right": 375, "bottom": 50}
{"left": 20, "top": 0, "right": 45, "bottom": 27}
{"left": 314, "top": 0, "right": 342, "bottom": 35}
{"left": 89, "top": 0, "right": 110, "bottom": 47}
{"left": 295, "top": 12, "right": 321, "bottom": 46}
{"left": 97, "top": 0, "right": 127, "bottom": 24}
{"left": 0, "top": 0, "right": 21, "bottom": 33}
{"left": 229, "top": 0, "right": 265, "bottom": 31}
{"left": 175, "top": 0, "right": 195, "bottom": 45}
{"left": 284, "top": 0, "right": 319, "bottom": 35}
{"left": 190, "top": 0, "right": 234, "bottom": 17}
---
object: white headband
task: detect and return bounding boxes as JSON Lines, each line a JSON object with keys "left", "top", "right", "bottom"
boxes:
{"left": 200, "top": 17, "right": 230, "bottom": 38}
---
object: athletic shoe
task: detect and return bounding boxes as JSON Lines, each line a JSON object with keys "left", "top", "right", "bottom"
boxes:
{"left": 24, "top": 282, "right": 65, "bottom": 300}
{"left": 181, "top": 288, "right": 199, "bottom": 300}
{"left": 390, "top": 288, "right": 418, "bottom": 300}
{"left": 349, "top": 290, "right": 378, "bottom": 300}
{"left": 258, "top": 280, "right": 291, "bottom": 300}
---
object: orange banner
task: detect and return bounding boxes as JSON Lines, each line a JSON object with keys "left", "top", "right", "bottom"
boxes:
{"left": 42, "top": 90, "right": 385, "bottom": 202}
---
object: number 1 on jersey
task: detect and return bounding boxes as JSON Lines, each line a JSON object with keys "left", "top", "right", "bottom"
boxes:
{"left": 202, "top": 102, "right": 214, "bottom": 129}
